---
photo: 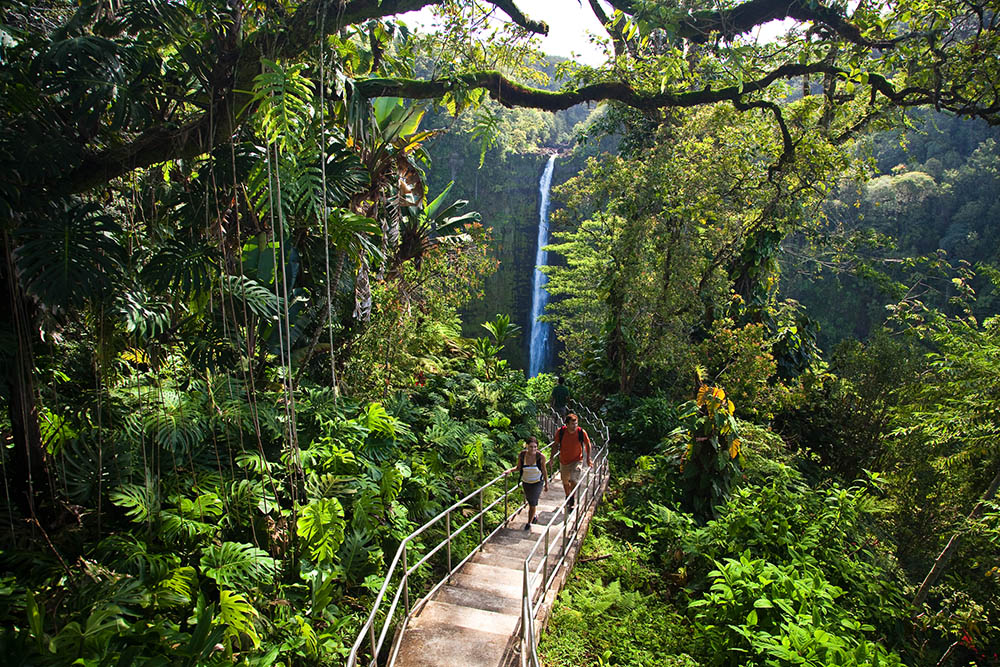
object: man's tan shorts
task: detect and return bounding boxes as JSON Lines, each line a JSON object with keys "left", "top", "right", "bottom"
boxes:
{"left": 559, "top": 460, "right": 583, "bottom": 485}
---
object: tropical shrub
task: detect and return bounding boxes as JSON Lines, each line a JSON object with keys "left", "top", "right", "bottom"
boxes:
{"left": 668, "top": 384, "right": 743, "bottom": 520}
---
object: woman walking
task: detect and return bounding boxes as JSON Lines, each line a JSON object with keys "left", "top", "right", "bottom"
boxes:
{"left": 512, "top": 436, "right": 549, "bottom": 530}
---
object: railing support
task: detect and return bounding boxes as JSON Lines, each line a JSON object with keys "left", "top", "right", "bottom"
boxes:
{"left": 402, "top": 544, "right": 410, "bottom": 616}
{"left": 504, "top": 472, "right": 509, "bottom": 523}
{"left": 478, "top": 488, "right": 484, "bottom": 544}
{"left": 446, "top": 510, "right": 452, "bottom": 577}
{"left": 543, "top": 525, "right": 550, "bottom": 588}
{"left": 368, "top": 619, "right": 377, "bottom": 664}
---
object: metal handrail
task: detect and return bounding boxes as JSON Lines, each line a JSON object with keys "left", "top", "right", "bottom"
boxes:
{"left": 520, "top": 400, "right": 611, "bottom": 667}
{"left": 347, "top": 405, "right": 564, "bottom": 666}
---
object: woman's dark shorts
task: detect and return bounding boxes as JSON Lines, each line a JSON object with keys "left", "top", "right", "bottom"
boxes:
{"left": 523, "top": 481, "right": 543, "bottom": 506}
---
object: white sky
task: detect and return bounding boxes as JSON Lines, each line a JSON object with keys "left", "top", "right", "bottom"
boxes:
{"left": 400, "top": 0, "right": 612, "bottom": 66}
{"left": 398, "top": 1, "right": 794, "bottom": 67}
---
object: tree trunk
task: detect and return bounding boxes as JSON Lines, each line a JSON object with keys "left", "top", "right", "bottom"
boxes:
{"left": 1, "top": 232, "right": 52, "bottom": 524}
{"left": 912, "top": 465, "right": 1000, "bottom": 609}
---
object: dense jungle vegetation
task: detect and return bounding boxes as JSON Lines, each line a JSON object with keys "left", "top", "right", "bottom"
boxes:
{"left": 1, "top": 0, "right": 1000, "bottom": 665}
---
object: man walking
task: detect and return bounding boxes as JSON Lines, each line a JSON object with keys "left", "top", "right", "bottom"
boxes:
{"left": 551, "top": 413, "right": 591, "bottom": 512}
{"left": 550, "top": 376, "right": 569, "bottom": 418}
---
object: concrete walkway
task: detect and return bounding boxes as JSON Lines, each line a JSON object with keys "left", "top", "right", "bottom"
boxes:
{"left": 393, "top": 474, "right": 601, "bottom": 667}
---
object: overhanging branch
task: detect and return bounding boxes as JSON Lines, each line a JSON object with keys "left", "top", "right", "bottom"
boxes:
{"left": 605, "top": 0, "right": 893, "bottom": 48}
{"left": 354, "top": 63, "right": 842, "bottom": 111}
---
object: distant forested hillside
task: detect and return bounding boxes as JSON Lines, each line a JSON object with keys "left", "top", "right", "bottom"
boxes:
{"left": 784, "top": 111, "right": 1000, "bottom": 350}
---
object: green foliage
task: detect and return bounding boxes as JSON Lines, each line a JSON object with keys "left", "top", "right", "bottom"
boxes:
{"left": 200, "top": 542, "right": 278, "bottom": 590}
{"left": 785, "top": 112, "right": 1000, "bottom": 350}
{"left": 472, "top": 313, "right": 522, "bottom": 380}
{"left": 546, "top": 388, "right": 918, "bottom": 666}
{"left": 690, "top": 555, "right": 904, "bottom": 666}
{"left": 297, "top": 497, "right": 347, "bottom": 565}
{"left": 669, "top": 384, "right": 743, "bottom": 520}
{"left": 544, "top": 103, "right": 835, "bottom": 397}
{"left": 540, "top": 533, "right": 697, "bottom": 667}
{"left": 7, "top": 2, "right": 1000, "bottom": 665}
{"left": 250, "top": 59, "right": 313, "bottom": 153}
{"left": 774, "top": 332, "right": 922, "bottom": 479}
{"left": 217, "top": 589, "right": 261, "bottom": 651}
{"left": 14, "top": 201, "right": 125, "bottom": 310}
{"left": 696, "top": 317, "right": 789, "bottom": 420}
{"left": 141, "top": 238, "right": 218, "bottom": 299}
{"left": 525, "top": 372, "right": 558, "bottom": 406}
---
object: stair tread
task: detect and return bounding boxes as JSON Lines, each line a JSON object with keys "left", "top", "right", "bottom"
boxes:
{"left": 413, "top": 600, "right": 518, "bottom": 636}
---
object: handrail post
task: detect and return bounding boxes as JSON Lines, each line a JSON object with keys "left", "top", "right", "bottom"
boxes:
{"left": 446, "top": 510, "right": 452, "bottom": 578}
{"left": 522, "top": 564, "right": 530, "bottom": 659}
{"left": 478, "top": 488, "right": 484, "bottom": 544}
{"left": 574, "top": 485, "right": 581, "bottom": 534}
{"left": 368, "top": 622, "right": 377, "bottom": 665}
{"left": 403, "top": 543, "right": 410, "bottom": 616}
{"left": 542, "top": 525, "right": 550, "bottom": 590}
{"left": 561, "top": 507, "right": 568, "bottom": 561}
{"left": 504, "top": 471, "right": 509, "bottom": 522}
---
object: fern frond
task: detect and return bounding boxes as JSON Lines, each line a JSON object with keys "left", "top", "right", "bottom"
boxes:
{"left": 471, "top": 107, "right": 501, "bottom": 168}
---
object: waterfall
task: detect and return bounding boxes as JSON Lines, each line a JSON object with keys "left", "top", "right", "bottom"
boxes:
{"left": 528, "top": 155, "right": 557, "bottom": 377}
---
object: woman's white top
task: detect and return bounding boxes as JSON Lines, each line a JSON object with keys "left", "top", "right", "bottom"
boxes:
{"left": 520, "top": 453, "right": 543, "bottom": 484}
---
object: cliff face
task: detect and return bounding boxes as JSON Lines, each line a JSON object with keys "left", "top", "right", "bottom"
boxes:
{"left": 423, "top": 144, "right": 543, "bottom": 369}
{"left": 423, "top": 140, "right": 588, "bottom": 371}
{"left": 418, "top": 83, "right": 597, "bottom": 371}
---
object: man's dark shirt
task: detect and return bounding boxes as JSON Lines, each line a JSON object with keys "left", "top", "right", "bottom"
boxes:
{"left": 551, "top": 384, "right": 569, "bottom": 411}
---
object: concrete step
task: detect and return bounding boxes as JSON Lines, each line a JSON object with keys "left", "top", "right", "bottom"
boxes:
{"left": 436, "top": 584, "right": 521, "bottom": 615}
{"left": 481, "top": 534, "right": 542, "bottom": 559}
{"left": 472, "top": 548, "right": 560, "bottom": 572}
{"left": 457, "top": 561, "right": 523, "bottom": 590}
{"left": 449, "top": 571, "right": 524, "bottom": 600}
{"left": 496, "top": 524, "right": 570, "bottom": 543}
{"left": 414, "top": 600, "right": 518, "bottom": 636}
{"left": 392, "top": 620, "right": 513, "bottom": 667}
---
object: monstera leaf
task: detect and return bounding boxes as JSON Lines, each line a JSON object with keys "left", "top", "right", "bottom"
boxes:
{"left": 141, "top": 238, "right": 218, "bottom": 298}
{"left": 14, "top": 201, "right": 125, "bottom": 310}
{"left": 296, "top": 497, "right": 346, "bottom": 565}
